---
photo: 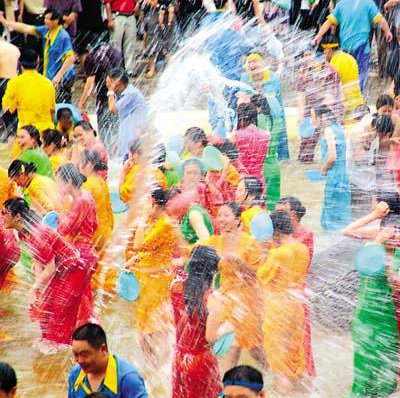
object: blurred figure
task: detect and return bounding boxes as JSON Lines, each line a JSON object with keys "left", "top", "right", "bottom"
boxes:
{"left": 0, "top": 362, "right": 17, "bottom": 398}
{"left": 44, "top": 0, "right": 82, "bottom": 38}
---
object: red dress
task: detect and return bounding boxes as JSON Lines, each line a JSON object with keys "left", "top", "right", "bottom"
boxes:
{"left": 293, "top": 224, "right": 315, "bottom": 377}
{"left": 0, "top": 217, "right": 20, "bottom": 289}
{"left": 171, "top": 280, "right": 221, "bottom": 398}
{"left": 20, "top": 223, "right": 87, "bottom": 344}
{"left": 58, "top": 190, "right": 98, "bottom": 325}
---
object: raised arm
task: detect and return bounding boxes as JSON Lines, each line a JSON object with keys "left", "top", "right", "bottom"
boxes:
{"left": 0, "top": 11, "right": 35, "bottom": 35}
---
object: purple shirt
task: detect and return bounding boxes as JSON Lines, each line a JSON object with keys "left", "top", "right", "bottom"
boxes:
{"left": 44, "top": 0, "right": 82, "bottom": 37}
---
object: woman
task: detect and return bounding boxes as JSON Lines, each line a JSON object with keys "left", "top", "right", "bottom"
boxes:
{"left": 17, "top": 125, "right": 53, "bottom": 177}
{"left": 276, "top": 196, "right": 315, "bottom": 379}
{"left": 178, "top": 158, "right": 223, "bottom": 221}
{"left": 42, "top": 129, "right": 68, "bottom": 173}
{"left": 231, "top": 103, "right": 269, "bottom": 182}
{"left": 257, "top": 210, "right": 310, "bottom": 394}
{"left": 251, "top": 93, "right": 281, "bottom": 211}
{"left": 166, "top": 188, "right": 214, "bottom": 245}
{"left": 204, "top": 202, "right": 265, "bottom": 369}
{"left": 235, "top": 176, "right": 264, "bottom": 234}
{"left": 343, "top": 203, "right": 399, "bottom": 397}
{"left": 171, "top": 245, "right": 223, "bottom": 398}
{"left": 2, "top": 198, "right": 89, "bottom": 350}
{"left": 56, "top": 163, "right": 98, "bottom": 325}
{"left": 312, "top": 105, "right": 351, "bottom": 231}
{"left": 8, "top": 160, "right": 59, "bottom": 215}
{"left": 124, "top": 186, "right": 177, "bottom": 368}
{"left": 0, "top": 167, "right": 15, "bottom": 208}
{"left": 72, "top": 121, "right": 108, "bottom": 180}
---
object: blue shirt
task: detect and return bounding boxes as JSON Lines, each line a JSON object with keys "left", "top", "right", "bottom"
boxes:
{"left": 35, "top": 25, "right": 76, "bottom": 81}
{"left": 328, "top": 0, "right": 382, "bottom": 52}
{"left": 68, "top": 354, "right": 148, "bottom": 398}
{"left": 202, "top": 12, "right": 251, "bottom": 81}
{"left": 115, "top": 84, "right": 148, "bottom": 157}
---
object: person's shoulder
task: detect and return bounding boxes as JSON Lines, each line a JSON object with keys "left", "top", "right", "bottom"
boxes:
{"left": 69, "top": 364, "right": 82, "bottom": 379}
{"left": 116, "top": 356, "right": 146, "bottom": 383}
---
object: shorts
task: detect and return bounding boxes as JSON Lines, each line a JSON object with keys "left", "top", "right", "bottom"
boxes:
{"left": 159, "top": 0, "right": 174, "bottom": 10}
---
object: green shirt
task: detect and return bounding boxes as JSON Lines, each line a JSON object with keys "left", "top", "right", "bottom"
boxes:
{"left": 180, "top": 204, "right": 214, "bottom": 244}
{"left": 19, "top": 147, "right": 53, "bottom": 178}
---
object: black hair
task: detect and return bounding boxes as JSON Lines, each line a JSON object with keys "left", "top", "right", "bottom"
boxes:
{"left": 44, "top": 8, "right": 63, "bottom": 24}
{"left": 376, "top": 190, "right": 400, "bottom": 215}
{"left": 56, "top": 163, "right": 87, "bottom": 188}
{"left": 75, "top": 121, "right": 97, "bottom": 137}
{"left": 8, "top": 160, "right": 36, "bottom": 178}
{"left": 271, "top": 210, "right": 293, "bottom": 234}
{"left": 373, "top": 115, "right": 394, "bottom": 135}
{"left": 250, "top": 93, "right": 271, "bottom": 116}
{"left": 320, "top": 32, "right": 340, "bottom": 49}
{"left": 57, "top": 107, "right": 73, "bottom": 120}
{"left": 237, "top": 103, "right": 258, "bottom": 129}
{"left": 19, "top": 48, "right": 38, "bottom": 69}
{"left": 151, "top": 185, "right": 167, "bottom": 207}
{"left": 86, "top": 393, "right": 108, "bottom": 398}
{"left": 107, "top": 67, "right": 129, "bottom": 85}
{"left": 313, "top": 105, "right": 336, "bottom": 123}
{"left": 223, "top": 365, "right": 264, "bottom": 392}
{"left": 151, "top": 143, "right": 166, "bottom": 173}
{"left": 214, "top": 139, "right": 239, "bottom": 161}
{"left": 184, "top": 127, "right": 208, "bottom": 147}
{"left": 166, "top": 186, "right": 181, "bottom": 202}
{"left": 129, "top": 137, "right": 142, "bottom": 155}
{"left": 376, "top": 94, "right": 394, "bottom": 111}
{"left": 42, "top": 129, "right": 63, "bottom": 149}
{"left": 221, "top": 201, "right": 241, "bottom": 218}
{"left": 80, "top": 150, "right": 108, "bottom": 172}
{"left": 278, "top": 196, "right": 306, "bottom": 221}
{"left": 353, "top": 104, "right": 371, "bottom": 121}
{"left": 214, "top": 0, "right": 228, "bottom": 8}
{"left": 242, "top": 176, "right": 263, "bottom": 201}
{"left": 184, "top": 245, "right": 220, "bottom": 316}
{"left": 0, "top": 362, "right": 17, "bottom": 394}
{"left": 4, "top": 197, "right": 41, "bottom": 226}
{"left": 20, "top": 124, "right": 42, "bottom": 147}
{"left": 72, "top": 323, "right": 108, "bottom": 350}
{"left": 380, "top": 213, "right": 400, "bottom": 229}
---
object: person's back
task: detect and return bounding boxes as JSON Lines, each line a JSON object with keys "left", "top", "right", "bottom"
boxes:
{"left": 0, "top": 39, "right": 19, "bottom": 80}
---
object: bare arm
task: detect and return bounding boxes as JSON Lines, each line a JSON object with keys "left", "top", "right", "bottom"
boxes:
{"left": 17, "top": 0, "right": 24, "bottom": 21}
{"left": 378, "top": 16, "right": 393, "bottom": 42}
{"left": 312, "top": 19, "right": 333, "bottom": 45}
{"left": 63, "top": 12, "right": 78, "bottom": 27}
{"left": 105, "top": 3, "right": 115, "bottom": 30}
{"left": 78, "top": 75, "right": 95, "bottom": 111}
{"left": 0, "top": 11, "right": 35, "bottom": 34}
{"left": 189, "top": 210, "right": 211, "bottom": 242}
{"left": 321, "top": 127, "right": 336, "bottom": 175}
{"left": 52, "top": 54, "right": 75, "bottom": 85}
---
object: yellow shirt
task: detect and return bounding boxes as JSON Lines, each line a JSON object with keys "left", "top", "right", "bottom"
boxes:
{"left": 120, "top": 165, "right": 167, "bottom": 204}
{"left": 49, "top": 152, "right": 68, "bottom": 173}
{"left": 2, "top": 69, "right": 55, "bottom": 132}
{"left": 83, "top": 175, "right": 114, "bottom": 249}
{"left": 330, "top": 52, "right": 364, "bottom": 112}
{"left": 0, "top": 167, "right": 15, "bottom": 207}
{"left": 241, "top": 205, "right": 263, "bottom": 234}
{"left": 24, "top": 174, "right": 60, "bottom": 215}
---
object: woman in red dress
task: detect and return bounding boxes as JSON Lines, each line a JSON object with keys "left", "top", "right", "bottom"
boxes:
{"left": 2, "top": 198, "right": 88, "bottom": 349}
{"left": 276, "top": 196, "right": 315, "bottom": 379}
{"left": 56, "top": 163, "right": 98, "bottom": 325}
{"left": 171, "top": 245, "right": 223, "bottom": 398}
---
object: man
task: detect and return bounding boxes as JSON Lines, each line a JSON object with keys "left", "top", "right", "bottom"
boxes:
{"left": 296, "top": 46, "right": 343, "bottom": 162}
{"left": 321, "top": 34, "right": 364, "bottom": 122}
{"left": 221, "top": 365, "right": 265, "bottom": 398}
{"left": 68, "top": 323, "right": 148, "bottom": 398}
{"left": 312, "top": 0, "right": 393, "bottom": 93}
{"left": 104, "top": 0, "right": 136, "bottom": 76}
{"left": 106, "top": 67, "right": 148, "bottom": 158}
{"left": 0, "top": 8, "right": 76, "bottom": 103}
{"left": 2, "top": 49, "right": 55, "bottom": 132}
{"left": 44, "top": 0, "right": 82, "bottom": 38}
{"left": 79, "top": 43, "right": 122, "bottom": 150}
{"left": 0, "top": 362, "right": 17, "bottom": 398}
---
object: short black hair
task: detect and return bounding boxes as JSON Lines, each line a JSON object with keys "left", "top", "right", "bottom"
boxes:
{"left": 57, "top": 107, "right": 73, "bottom": 120}
{"left": 76, "top": 121, "right": 97, "bottom": 137}
{"left": 376, "top": 94, "right": 394, "bottom": 110}
{"left": 214, "top": 0, "right": 228, "bottom": 8}
{"left": 223, "top": 365, "right": 263, "bottom": 392}
{"left": 271, "top": 210, "right": 293, "bottom": 234}
{"left": 237, "top": 103, "right": 258, "bottom": 129}
{"left": 108, "top": 67, "right": 129, "bottom": 85}
{"left": 8, "top": 160, "right": 37, "bottom": 178}
{"left": 242, "top": 176, "right": 263, "bottom": 201}
{"left": 0, "top": 362, "right": 17, "bottom": 394}
{"left": 20, "top": 49, "right": 38, "bottom": 69}
{"left": 56, "top": 163, "right": 87, "bottom": 188}
{"left": 44, "top": 8, "right": 63, "bottom": 24}
{"left": 278, "top": 196, "right": 306, "bottom": 221}
{"left": 72, "top": 323, "right": 108, "bottom": 350}
{"left": 321, "top": 32, "right": 340, "bottom": 49}
{"left": 184, "top": 127, "right": 208, "bottom": 147}
{"left": 373, "top": 115, "right": 394, "bottom": 135}
{"left": 42, "top": 129, "right": 63, "bottom": 149}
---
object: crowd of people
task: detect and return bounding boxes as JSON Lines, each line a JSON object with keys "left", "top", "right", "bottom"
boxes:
{"left": 0, "top": 0, "right": 400, "bottom": 397}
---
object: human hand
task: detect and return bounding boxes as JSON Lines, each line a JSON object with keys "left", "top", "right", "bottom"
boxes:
{"left": 373, "top": 201, "right": 390, "bottom": 219}
{"left": 386, "top": 30, "right": 393, "bottom": 42}
{"left": 311, "top": 37, "right": 320, "bottom": 47}
{"left": 374, "top": 227, "right": 395, "bottom": 245}
{"left": 320, "top": 168, "right": 327, "bottom": 177}
{"left": 384, "top": 0, "right": 399, "bottom": 10}
{"left": 78, "top": 100, "right": 85, "bottom": 112}
{"left": 107, "top": 19, "right": 115, "bottom": 31}
{"left": 52, "top": 75, "right": 61, "bottom": 87}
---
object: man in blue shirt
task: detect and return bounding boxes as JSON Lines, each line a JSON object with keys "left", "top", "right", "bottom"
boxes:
{"left": 106, "top": 68, "right": 148, "bottom": 158}
{"left": 0, "top": 8, "right": 76, "bottom": 103}
{"left": 68, "top": 323, "right": 148, "bottom": 398}
{"left": 312, "top": 0, "right": 393, "bottom": 93}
